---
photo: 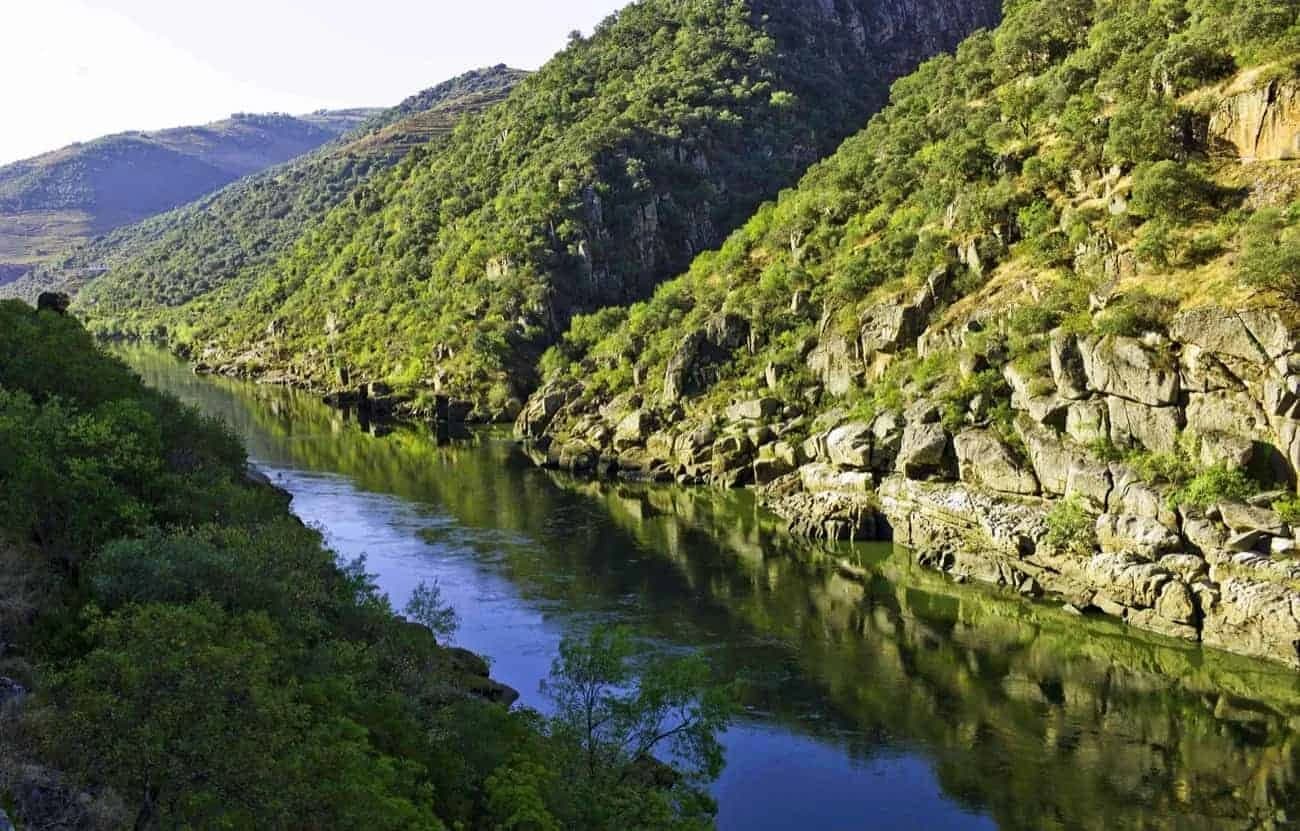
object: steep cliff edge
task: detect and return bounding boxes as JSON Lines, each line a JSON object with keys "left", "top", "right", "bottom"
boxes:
{"left": 518, "top": 1, "right": 1300, "bottom": 665}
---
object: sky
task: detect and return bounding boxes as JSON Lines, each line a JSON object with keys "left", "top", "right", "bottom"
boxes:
{"left": 0, "top": 0, "right": 626, "bottom": 165}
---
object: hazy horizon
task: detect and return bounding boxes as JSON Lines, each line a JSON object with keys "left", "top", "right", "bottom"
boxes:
{"left": 0, "top": 0, "right": 625, "bottom": 166}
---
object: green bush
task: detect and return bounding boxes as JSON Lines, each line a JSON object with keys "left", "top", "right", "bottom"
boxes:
{"left": 1044, "top": 497, "right": 1097, "bottom": 558}
{"left": 1172, "top": 464, "right": 1258, "bottom": 509}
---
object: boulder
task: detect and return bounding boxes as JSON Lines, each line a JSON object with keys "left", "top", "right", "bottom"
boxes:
{"left": 1065, "top": 458, "right": 1113, "bottom": 512}
{"left": 1096, "top": 513, "right": 1183, "bottom": 561}
{"left": 1185, "top": 388, "right": 1268, "bottom": 438}
{"left": 1081, "top": 552, "right": 1172, "bottom": 608}
{"left": 663, "top": 314, "right": 750, "bottom": 402}
{"left": 898, "top": 423, "right": 954, "bottom": 480}
{"left": 1065, "top": 398, "right": 1110, "bottom": 445}
{"left": 1155, "top": 580, "right": 1197, "bottom": 624}
{"left": 953, "top": 429, "right": 1040, "bottom": 495}
{"left": 806, "top": 330, "right": 862, "bottom": 397}
{"left": 1196, "top": 431, "right": 1255, "bottom": 469}
{"left": 859, "top": 265, "right": 950, "bottom": 355}
{"left": 1170, "top": 308, "right": 1274, "bottom": 363}
{"left": 1217, "top": 500, "right": 1286, "bottom": 536}
{"left": 1049, "top": 329, "right": 1089, "bottom": 400}
{"left": 1080, "top": 335, "right": 1180, "bottom": 406}
{"left": 869, "top": 410, "right": 905, "bottom": 472}
{"left": 614, "top": 410, "right": 654, "bottom": 451}
{"left": 1015, "top": 416, "right": 1080, "bottom": 495}
{"left": 752, "top": 456, "right": 794, "bottom": 485}
{"left": 825, "top": 422, "right": 873, "bottom": 469}
{"left": 726, "top": 398, "right": 781, "bottom": 422}
{"left": 800, "top": 463, "right": 874, "bottom": 494}
{"left": 1106, "top": 397, "right": 1183, "bottom": 454}
{"left": 515, "top": 388, "right": 570, "bottom": 439}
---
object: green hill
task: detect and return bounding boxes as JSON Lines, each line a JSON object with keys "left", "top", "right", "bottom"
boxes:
{"left": 78, "top": 0, "right": 1003, "bottom": 416}
{"left": 0, "top": 110, "right": 375, "bottom": 287}
{"left": 9, "top": 66, "right": 526, "bottom": 306}
{"left": 527, "top": 0, "right": 1300, "bottom": 437}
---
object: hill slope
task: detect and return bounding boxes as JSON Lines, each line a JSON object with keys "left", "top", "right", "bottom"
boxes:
{"left": 82, "top": 0, "right": 1003, "bottom": 415}
{"left": 0, "top": 110, "right": 374, "bottom": 286}
{"left": 517, "top": 0, "right": 1300, "bottom": 664}
{"left": 8, "top": 66, "right": 526, "bottom": 305}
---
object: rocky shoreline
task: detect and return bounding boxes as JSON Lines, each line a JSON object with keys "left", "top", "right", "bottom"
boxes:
{"left": 516, "top": 305, "right": 1300, "bottom": 669}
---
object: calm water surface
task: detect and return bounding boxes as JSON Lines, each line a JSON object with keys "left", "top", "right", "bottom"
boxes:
{"left": 121, "top": 345, "right": 1300, "bottom": 831}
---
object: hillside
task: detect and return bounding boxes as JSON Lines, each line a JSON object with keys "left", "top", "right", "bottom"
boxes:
{"left": 7, "top": 66, "right": 526, "bottom": 305}
{"left": 0, "top": 109, "right": 375, "bottom": 287}
{"left": 518, "top": 0, "right": 1300, "bottom": 665}
{"left": 79, "top": 0, "right": 1004, "bottom": 415}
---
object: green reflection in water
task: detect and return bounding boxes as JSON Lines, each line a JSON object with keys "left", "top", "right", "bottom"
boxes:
{"left": 119, "top": 343, "right": 1300, "bottom": 831}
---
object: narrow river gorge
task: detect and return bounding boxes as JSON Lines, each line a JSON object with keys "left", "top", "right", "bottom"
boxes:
{"left": 120, "top": 344, "right": 1300, "bottom": 831}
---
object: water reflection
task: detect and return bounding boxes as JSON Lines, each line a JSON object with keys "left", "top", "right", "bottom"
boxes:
{"left": 119, "top": 344, "right": 1300, "bottom": 831}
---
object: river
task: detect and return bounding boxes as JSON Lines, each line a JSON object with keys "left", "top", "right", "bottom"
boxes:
{"left": 120, "top": 344, "right": 1300, "bottom": 831}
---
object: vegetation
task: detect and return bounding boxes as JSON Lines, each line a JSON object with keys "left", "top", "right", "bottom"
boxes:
{"left": 0, "top": 301, "right": 732, "bottom": 829}
{"left": 534, "top": 0, "right": 1298, "bottom": 441}
{"left": 1044, "top": 497, "right": 1098, "bottom": 558}
{"left": 0, "top": 110, "right": 370, "bottom": 292}
{"left": 38, "top": 67, "right": 526, "bottom": 313}
{"left": 73, "top": 0, "right": 999, "bottom": 413}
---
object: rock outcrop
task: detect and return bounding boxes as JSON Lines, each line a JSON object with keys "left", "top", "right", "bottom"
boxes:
{"left": 1209, "top": 78, "right": 1300, "bottom": 161}
{"left": 518, "top": 301, "right": 1300, "bottom": 667}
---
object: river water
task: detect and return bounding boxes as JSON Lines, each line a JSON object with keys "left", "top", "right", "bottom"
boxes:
{"left": 121, "top": 344, "right": 1300, "bottom": 831}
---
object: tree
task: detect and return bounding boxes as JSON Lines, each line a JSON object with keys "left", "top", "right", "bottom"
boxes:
{"left": 538, "top": 626, "right": 734, "bottom": 830}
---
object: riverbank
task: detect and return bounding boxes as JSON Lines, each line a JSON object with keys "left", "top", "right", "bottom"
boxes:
{"left": 114, "top": 342, "right": 1300, "bottom": 830}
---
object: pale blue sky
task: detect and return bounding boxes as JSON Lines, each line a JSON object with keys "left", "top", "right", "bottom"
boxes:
{"left": 1, "top": 0, "right": 626, "bottom": 165}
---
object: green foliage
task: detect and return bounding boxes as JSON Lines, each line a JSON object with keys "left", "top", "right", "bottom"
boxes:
{"left": 1172, "top": 464, "right": 1258, "bottom": 509}
{"left": 538, "top": 626, "right": 734, "bottom": 830}
{"left": 1241, "top": 204, "right": 1300, "bottom": 301}
{"left": 0, "top": 306, "right": 734, "bottom": 828}
{"left": 1130, "top": 161, "right": 1220, "bottom": 222}
{"left": 1274, "top": 495, "right": 1300, "bottom": 524}
{"left": 77, "top": 0, "right": 997, "bottom": 410}
{"left": 1044, "top": 497, "right": 1097, "bottom": 558}
{"left": 1093, "top": 289, "right": 1178, "bottom": 337}
{"left": 406, "top": 580, "right": 460, "bottom": 641}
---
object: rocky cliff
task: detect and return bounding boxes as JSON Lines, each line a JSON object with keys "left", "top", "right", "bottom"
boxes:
{"left": 515, "top": 1, "right": 1300, "bottom": 667}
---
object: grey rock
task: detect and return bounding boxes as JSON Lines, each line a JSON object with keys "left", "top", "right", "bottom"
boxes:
{"left": 1080, "top": 335, "right": 1181, "bottom": 406}
{"left": 1159, "top": 553, "right": 1209, "bottom": 583}
{"left": 1155, "top": 580, "right": 1197, "bottom": 624}
{"left": 1015, "top": 416, "right": 1080, "bottom": 496}
{"left": 1183, "top": 515, "right": 1230, "bottom": 553}
{"left": 1065, "top": 458, "right": 1114, "bottom": 512}
{"left": 1227, "top": 530, "right": 1270, "bottom": 553}
{"left": 954, "top": 429, "right": 1039, "bottom": 495}
{"left": 1203, "top": 577, "right": 1300, "bottom": 668}
{"left": 1197, "top": 431, "right": 1255, "bottom": 469}
{"left": 1096, "top": 513, "right": 1182, "bottom": 561}
{"left": 800, "top": 462, "right": 874, "bottom": 493}
{"left": 898, "top": 422, "right": 954, "bottom": 480}
{"left": 1170, "top": 308, "right": 1273, "bottom": 363}
{"left": 614, "top": 410, "right": 654, "bottom": 451}
{"left": 1186, "top": 388, "right": 1268, "bottom": 438}
{"left": 825, "top": 422, "right": 873, "bottom": 469}
{"left": 1049, "top": 329, "right": 1089, "bottom": 400}
{"left": 1065, "top": 398, "right": 1110, "bottom": 445}
{"left": 1218, "top": 500, "right": 1286, "bottom": 536}
{"left": 726, "top": 398, "right": 782, "bottom": 422}
{"left": 870, "top": 410, "right": 905, "bottom": 472}
{"left": 1106, "top": 397, "right": 1183, "bottom": 454}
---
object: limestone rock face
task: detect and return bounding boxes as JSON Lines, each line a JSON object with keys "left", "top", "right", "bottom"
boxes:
{"left": 1080, "top": 335, "right": 1180, "bottom": 406}
{"left": 614, "top": 409, "right": 655, "bottom": 451}
{"left": 1208, "top": 79, "right": 1300, "bottom": 162}
{"left": 1049, "top": 329, "right": 1089, "bottom": 400}
{"left": 1095, "top": 513, "right": 1183, "bottom": 561}
{"left": 1203, "top": 578, "right": 1300, "bottom": 667}
{"left": 954, "top": 429, "right": 1039, "bottom": 495}
{"left": 898, "top": 422, "right": 954, "bottom": 480}
{"left": 726, "top": 397, "right": 781, "bottom": 422}
{"left": 1106, "top": 396, "right": 1183, "bottom": 454}
{"left": 825, "top": 422, "right": 874, "bottom": 469}
{"left": 663, "top": 314, "right": 750, "bottom": 403}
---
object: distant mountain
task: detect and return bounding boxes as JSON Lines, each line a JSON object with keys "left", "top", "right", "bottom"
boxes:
{"left": 6, "top": 66, "right": 526, "bottom": 306}
{"left": 0, "top": 109, "right": 378, "bottom": 287}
